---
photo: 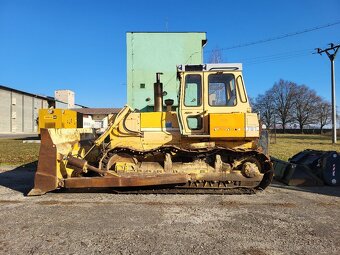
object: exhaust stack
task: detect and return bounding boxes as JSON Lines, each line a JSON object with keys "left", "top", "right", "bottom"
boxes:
{"left": 154, "top": 72, "right": 163, "bottom": 112}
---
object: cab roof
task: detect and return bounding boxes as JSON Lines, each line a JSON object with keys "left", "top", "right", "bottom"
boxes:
{"left": 177, "top": 63, "right": 242, "bottom": 72}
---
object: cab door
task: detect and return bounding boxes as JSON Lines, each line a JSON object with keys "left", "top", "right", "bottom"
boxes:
{"left": 178, "top": 72, "right": 208, "bottom": 136}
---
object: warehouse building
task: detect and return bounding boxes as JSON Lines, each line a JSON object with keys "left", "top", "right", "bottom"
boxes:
{"left": 126, "top": 32, "right": 207, "bottom": 111}
{"left": 0, "top": 85, "right": 85, "bottom": 133}
{"left": 0, "top": 85, "right": 54, "bottom": 133}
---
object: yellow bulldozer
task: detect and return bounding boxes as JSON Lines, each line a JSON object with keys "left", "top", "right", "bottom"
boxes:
{"left": 29, "top": 63, "right": 273, "bottom": 195}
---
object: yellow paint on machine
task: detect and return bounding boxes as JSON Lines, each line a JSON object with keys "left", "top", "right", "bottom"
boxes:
{"left": 140, "top": 112, "right": 180, "bottom": 129}
{"left": 210, "top": 113, "right": 245, "bottom": 138}
{"left": 141, "top": 112, "right": 165, "bottom": 128}
{"left": 38, "top": 109, "right": 82, "bottom": 133}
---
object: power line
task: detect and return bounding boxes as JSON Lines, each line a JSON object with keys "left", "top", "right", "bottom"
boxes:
{"left": 244, "top": 50, "right": 314, "bottom": 65}
{"left": 204, "top": 20, "right": 340, "bottom": 52}
{"left": 245, "top": 52, "right": 312, "bottom": 65}
{"left": 219, "top": 48, "right": 314, "bottom": 65}
{"left": 241, "top": 42, "right": 338, "bottom": 65}
{"left": 240, "top": 48, "right": 313, "bottom": 62}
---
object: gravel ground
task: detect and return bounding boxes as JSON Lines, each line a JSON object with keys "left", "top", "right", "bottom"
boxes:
{"left": 0, "top": 165, "right": 339, "bottom": 255}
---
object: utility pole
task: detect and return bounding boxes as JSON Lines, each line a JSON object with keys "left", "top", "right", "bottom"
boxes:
{"left": 316, "top": 43, "right": 340, "bottom": 143}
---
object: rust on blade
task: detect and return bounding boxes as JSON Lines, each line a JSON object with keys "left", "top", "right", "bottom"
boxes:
{"left": 64, "top": 174, "right": 190, "bottom": 188}
{"left": 28, "top": 129, "right": 59, "bottom": 196}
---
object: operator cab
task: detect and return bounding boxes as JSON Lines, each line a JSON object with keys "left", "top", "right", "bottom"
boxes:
{"left": 177, "top": 64, "right": 257, "bottom": 138}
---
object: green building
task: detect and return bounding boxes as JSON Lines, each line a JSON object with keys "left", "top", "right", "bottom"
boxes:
{"left": 126, "top": 32, "right": 207, "bottom": 111}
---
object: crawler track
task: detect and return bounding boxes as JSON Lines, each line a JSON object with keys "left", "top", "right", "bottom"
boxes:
{"left": 110, "top": 187, "right": 257, "bottom": 195}
{"left": 93, "top": 145, "right": 274, "bottom": 194}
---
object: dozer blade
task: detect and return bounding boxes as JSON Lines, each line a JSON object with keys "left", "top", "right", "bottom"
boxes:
{"left": 272, "top": 157, "right": 324, "bottom": 186}
{"left": 28, "top": 128, "right": 96, "bottom": 196}
{"left": 63, "top": 174, "right": 190, "bottom": 189}
{"left": 29, "top": 128, "right": 189, "bottom": 195}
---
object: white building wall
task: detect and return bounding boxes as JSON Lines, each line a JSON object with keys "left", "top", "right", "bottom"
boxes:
{"left": 23, "top": 95, "right": 33, "bottom": 132}
{"left": 83, "top": 115, "right": 94, "bottom": 128}
{"left": 82, "top": 114, "right": 111, "bottom": 133}
{"left": 11, "top": 92, "right": 23, "bottom": 132}
{"left": 0, "top": 89, "right": 11, "bottom": 132}
{"left": 42, "top": 100, "right": 49, "bottom": 109}
{"left": 55, "top": 101, "right": 69, "bottom": 109}
{"left": 33, "top": 98, "right": 42, "bottom": 132}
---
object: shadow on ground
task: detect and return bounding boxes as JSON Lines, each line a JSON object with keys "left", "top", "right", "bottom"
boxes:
{"left": 271, "top": 180, "right": 340, "bottom": 197}
{"left": 0, "top": 161, "right": 37, "bottom": 195}
{"left": 14, "top": 136, "right": 40, "bottom": 141}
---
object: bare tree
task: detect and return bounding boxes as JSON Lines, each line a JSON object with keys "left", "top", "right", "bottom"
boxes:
{"left": 256, "top": 79, "right": 330, "bottom": 134}
{"left": 248, "top": 96, "right": 255, "bottom": 108}
{"left": 315, "top": 99, "right": 332, "bottom": 133}
{"left": 208, "top": 47, "right": 223, "bottom": 63}
{"left": 253, "top": 91, "right": 275, "bottom": 129}
{"left": 293, "top": 85, "right": 319, "bottom": 133}
{"left": 271, "top": 79, "right": 297, "bottom": 133}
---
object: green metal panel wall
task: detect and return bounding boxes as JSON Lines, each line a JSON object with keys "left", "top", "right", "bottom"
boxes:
{"left": 127, "top": 32, "right": 206, "bottom": 111}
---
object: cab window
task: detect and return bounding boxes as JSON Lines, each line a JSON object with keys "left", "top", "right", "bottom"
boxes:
{"left": 208, "top": 74, "right": 236, "bottom": 106}
{"left": 187, "top": 116, "right": 202, "bottom": 130}
{"left": 236, "top": 75, "right": 248, "bottom": 103}
{"left": 184, "top": 74, "right": 202, "bottom": 107}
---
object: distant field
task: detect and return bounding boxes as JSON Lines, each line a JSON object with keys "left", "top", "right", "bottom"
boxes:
{"left": 0, "top": 139, "right": 40, "bottom": 166}
{"left": 0, "top": 134, "right": 339, "bottom": 166}
{"left": 269, "top": 134, "right": 339, "bottom": 161}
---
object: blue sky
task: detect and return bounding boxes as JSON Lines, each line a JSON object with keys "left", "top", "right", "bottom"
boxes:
{"left": 0, "top": 0, "right": 339, "bottom": 107}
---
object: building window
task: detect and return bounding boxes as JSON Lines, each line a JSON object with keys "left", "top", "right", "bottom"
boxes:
{"left": 140, "top": 83, "right": 145, "bottom": 89}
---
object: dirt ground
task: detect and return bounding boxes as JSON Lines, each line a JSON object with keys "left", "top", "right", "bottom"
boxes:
{"left": 0, "top": 165, "right": 339, "bottom": 255}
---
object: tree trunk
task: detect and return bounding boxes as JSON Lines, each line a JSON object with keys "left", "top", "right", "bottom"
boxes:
{"left": 320, "top": 125, "right": 324, "bottom": 134}
{"left": 299, "top": 124, "right": 304, "bottom": 134}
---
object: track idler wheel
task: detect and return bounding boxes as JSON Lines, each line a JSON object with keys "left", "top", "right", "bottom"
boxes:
{"left": 102, "top": 153, "right": 138, "bottom": 172}
{"left": 242, "top": 162, "right": 261, "bottom": 178}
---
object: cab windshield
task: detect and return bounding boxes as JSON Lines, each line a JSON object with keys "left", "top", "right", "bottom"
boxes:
{"left": 208, "top": 74, "right": 236, "bottom": 106}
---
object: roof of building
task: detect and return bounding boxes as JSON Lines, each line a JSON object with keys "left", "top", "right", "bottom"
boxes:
{"left": 127, "top": 31, "right": 206, "bottom": 34}
{"left": 0, "top": 85, "right": 54, "bottom": 101}
{"left": 127, "top": 32, "right": 207, "bottom": 46}
{"left": 0, "top": 85, "right": 88, "bottom": 108}
{"left": 74, "top": 104, "right": 88, "bottom": 108}
{"left": 72, "top": 108, "right": 121, "bottom": 115}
